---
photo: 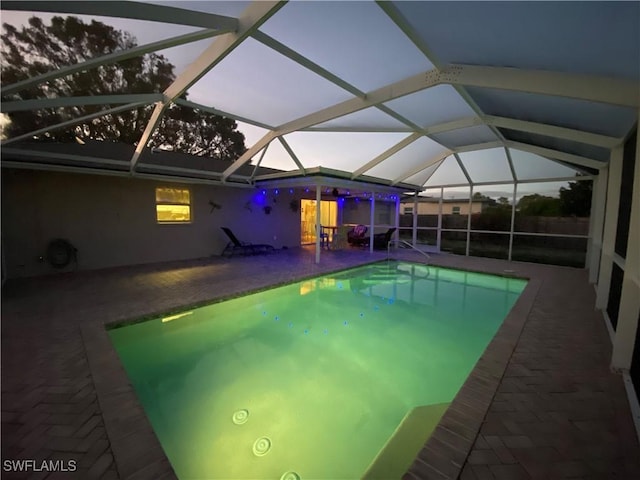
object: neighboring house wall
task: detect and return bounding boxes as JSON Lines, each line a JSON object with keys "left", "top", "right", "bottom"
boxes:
{"left": 1, "top": 168, "right": 300, "bottom": 278}
{"left": 401, "top": 201, "right": 483, "bottom": 215}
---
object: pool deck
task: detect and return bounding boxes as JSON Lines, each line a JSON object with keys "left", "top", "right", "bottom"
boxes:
{"left": 1, "top": 247, "right": 639, "bottom": 479}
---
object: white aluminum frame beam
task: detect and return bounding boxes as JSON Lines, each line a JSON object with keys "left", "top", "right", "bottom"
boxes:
{"left": 278, "top": 137, "right": 307, "bottom": 174}
{"left": 375, "top": 1, "right": 508, "bottom": 144}
{"left": 1, "top": 101, "right": 149, "bottom": 146}
{"left": 351, "top": 133, "right": 422, "bottom": 179}
{"left": 211, "top": 58, "right": 635, "bottom": 180}
{"left": 2, "top": 29, "right": 225, "bottom": 97}
{"left": 1, "top": 1, "right": 239, "bottom": 30}
{"left": 223, "top": 69, "right": 445, "bottom": 180}
{"left": 131, "top": 1, "right": 285, "bottom": 171}
{"left": 444, "top": 64, "right": 640, "bottom": 108}
{"left": 596, "top": 145, "right": 625, "bottom": 310}
{"left": 505, "top": 141, "right": 604, "bottom": 170}
{"left": 485, "top": 115, "right": 622, "bottom": 149}
{"left": 392, "top": 152, "right": 449, "bottom": 185}
{"left": 454, "top": 141, "right": 504, "bottom": 153}
{"left": 2, "top": 94, "right": 163, "bottom": 113}
{"left": 0, "top": 160, "right": 254, "bottom": 188}
{"left": 174, "top": 98, "right": 274, "bottom": 130}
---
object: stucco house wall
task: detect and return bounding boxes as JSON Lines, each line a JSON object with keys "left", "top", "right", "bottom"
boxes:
{"left": 1, "top": 168, "right": 301, "bottom": 278}
{"left": 401, "top": 200, "right": 484, "bottom": 215}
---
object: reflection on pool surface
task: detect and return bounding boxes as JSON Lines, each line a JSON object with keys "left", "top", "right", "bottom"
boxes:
{"left": 109, "top": 261, "right": 526, "bottom": 479}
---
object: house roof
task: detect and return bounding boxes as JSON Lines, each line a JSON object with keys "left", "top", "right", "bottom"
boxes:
{"left": 1, "top": 1, "right": 638, "bottom": 191}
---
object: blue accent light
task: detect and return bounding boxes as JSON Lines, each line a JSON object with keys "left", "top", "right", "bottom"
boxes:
{"left": 305, "top": 188, "right": 309, "bottom": 193}
{"left": 262, "top": 190, "right": 266, "bottom": 195}
{"left": 289, "top": 189, "right": 294, "bottom": 194}
{"left": 275, "top": 189, "right": 279, "bottom": 195}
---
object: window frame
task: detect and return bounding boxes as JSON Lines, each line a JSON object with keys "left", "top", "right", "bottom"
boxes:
{"left": 452, "top": 206, "right": 461, "bottom": 215}
{"left": 155, "top": 187, "right": 192, "bottom": 224}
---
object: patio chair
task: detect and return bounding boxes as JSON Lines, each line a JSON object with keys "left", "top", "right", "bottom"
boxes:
{"left": 220, "top": 227, "right": 275, "bottom": 257}
{"left": 347, "top": 224, "right": 368, "bottom": 246}
{"left": 316, "top": 224, "right": 330, "bottom": 249}
{"left": 330, "top": 225, "right": 350, "bottom": 250}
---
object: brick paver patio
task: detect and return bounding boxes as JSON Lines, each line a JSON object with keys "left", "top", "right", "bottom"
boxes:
{"left": 2, "top": 247, "right": 638, "bottom": 479}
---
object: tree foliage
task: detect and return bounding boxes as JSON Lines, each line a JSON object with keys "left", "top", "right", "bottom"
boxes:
{"left": 559, "top": 180, "right": 592, "bottom": 217}
{"left": 517, "top": 194, "right": 561, "bottom": 216}
{"left": 1, "top": 16, "right": 246, "bottom": 160}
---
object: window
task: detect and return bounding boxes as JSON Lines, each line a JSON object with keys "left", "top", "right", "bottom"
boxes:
{"left": 156, "top": 187, "right": 191, "bottom": 223}
{"left": 404, "top": 207, "right": 413, "bottom": 215}
{"left": 452, "top": 206, "right": 461, "bottom": 215}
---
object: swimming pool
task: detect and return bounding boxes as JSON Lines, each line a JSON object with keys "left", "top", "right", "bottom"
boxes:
{"left": 109, "top": 261, "right": 526, "bottom": 479}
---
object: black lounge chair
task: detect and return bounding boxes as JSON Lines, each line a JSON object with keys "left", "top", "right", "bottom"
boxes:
{"left": 220, "top": 227, "right": 275, "bottom": 257}
{"left": 363, "top": 227, "right": 397, "bottom": 250}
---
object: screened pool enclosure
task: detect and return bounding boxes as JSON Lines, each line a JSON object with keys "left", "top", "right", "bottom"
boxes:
{"left": 2, "top": 2, "right": 640, "bottom": 479}
{"left": 2, "top": 1, "right": 637, "bottom": 270}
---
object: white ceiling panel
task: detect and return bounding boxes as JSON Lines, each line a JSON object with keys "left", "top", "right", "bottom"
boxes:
{"left": 259, "top": 1, "right": 433, "bottom": 93}
{"left": 403, "top": 161, "right": 443, "bottom": 187}
{"left": 383, "top": 86, "right": 477, "bottom": 128}
{"left": 430, "top": 125, "right": 497, "bottom": 149}
{"left": 282, "top": 132, "right": 410, "bottom": 172}
{"left": 366, "top": 136, "right": 449, "bottom": 181}
{"left": 145, "top": 1, "right": 249, "bottom": 18}
{"left": 310, "top": 107, "right": 409, "bottom": 131}
{"left": 510, "top": 149, "right": 583, "bottom": 180}
{"left": 501, "top": 129, "right": 610, "bottom": 163}
{"left": 186, "top": 38, "right": 355, "bottom": 127}
{"left": 392, "top": 1, "right": 640, "bottom": 80}
{"left": 257, "top": 139, "right": 299, "bottom": 172}
{"left": 424, "top": 155, "right": 469, "bottom": 187}
{"left": 466, "top": 87, "right": 637, "bottom": 138}
{"left": 459, "top": 148, "right": 512, "bottom": 183}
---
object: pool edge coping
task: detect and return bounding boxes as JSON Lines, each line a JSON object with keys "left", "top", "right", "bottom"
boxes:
{"left": 404, "top": 276, "right": 542, "bottom": 479}
{"left": 83, "top": 258, "right": 536, "bottom": 480}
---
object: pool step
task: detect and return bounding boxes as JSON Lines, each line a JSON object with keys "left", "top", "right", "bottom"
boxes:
{"left": 361, "top": 402, "right": 450, "bottom": 480}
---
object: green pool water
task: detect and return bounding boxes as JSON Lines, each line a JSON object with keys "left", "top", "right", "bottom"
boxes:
{"left": 109, "top": 262, "right": 526, "bottom": 480}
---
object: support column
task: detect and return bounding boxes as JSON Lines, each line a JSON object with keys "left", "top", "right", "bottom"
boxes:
{"left": 315, "top": 185, "right": 321, "bottom": 264}
{"left": 466, "top": 185, "right": 473, "bottom": 256}
{"left": 369, "top": 193, "right": 376, "bottom": 253}
{"left": 611, "top": 122, "right": 640, "bottom": 370}
{"left": 508, "top": 183, "right": 517, "bottom": 261}
{"left": 437, "top": 187, "right": 443, "bottom": 251}
{"left": 394, "top": 195, "right": 400, "bottom": 247}
{"left": 412, "top": 191, "right": 418, "bottom": 247}
{"left": 588, "top": 171, "right": 608, "bottom": 282}
{"left": 596, "top": 145, "right": 624, "bottom": 310}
